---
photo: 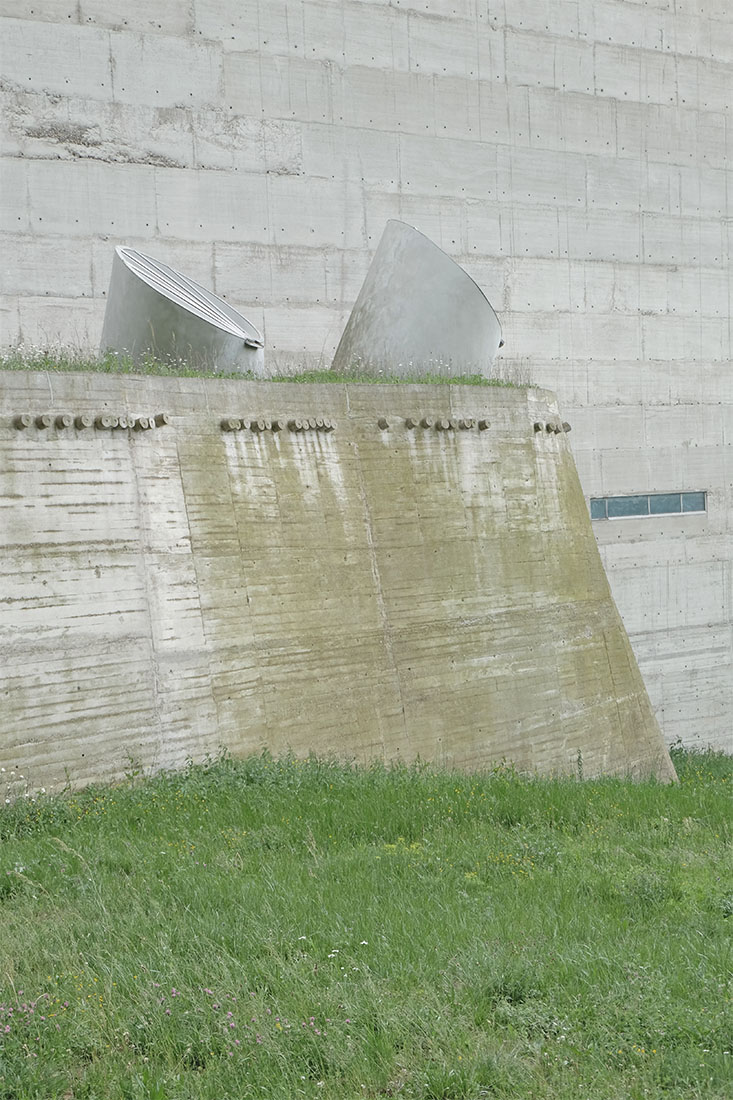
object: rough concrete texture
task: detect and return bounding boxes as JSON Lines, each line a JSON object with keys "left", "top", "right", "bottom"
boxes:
{"left": 1, "top": 2, "right": 731, "bottom": 752}
{"left": 0, "top": 372, "right": 675, "bottom": 790}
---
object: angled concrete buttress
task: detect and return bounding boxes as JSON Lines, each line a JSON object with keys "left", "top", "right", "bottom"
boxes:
{"left": 100, "top": 247, "right": 264, "bottom": 374}
{"left": 331, "top": 220, "right": 503, "bottom": 378}
{"left": 0, "top": 372, "right": 676, "bottom": 791}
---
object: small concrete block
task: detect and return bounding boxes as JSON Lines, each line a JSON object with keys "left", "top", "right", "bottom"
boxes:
{"left": 55, "top": 414, "right": 73, "bottom": 429}
{"left": 377, "top": 417, "right": 389, "bottom": 430}
{"left": 478, "top": 419, "right": 491, "bottom": 431}
{"left": 155, "top": 413, "right": 171, "bottom": 427}
{"left": 75, "top": 415, "right": 93, "bottom": 430}
{"left": 14, "top": 414, "right": 32, "bottom": 430}
{"left": 534, "top": 422, "right": 544, "bottom": 432}
{"left": 405, "top": 417, "right": 419, "bottom": 429}
{"left": 563, "top": 422, "right": 572, "bottom": 433}
{"left": 250, "top": 419, "right": 267, "bottom": 432}
{"left": 420, "top": 417, "right": 434, "bottom": 429}
{"left": 435, "top": 419, "right": 450, "bottom": 431}
{"left": 221, "top": 418, "right": 242, "bottom": 432}
{"left": 35, "top": 414, "right": 52, "bottom": 429}
{"left": 458, "top": 418, "right": 474, "bottom": 430}
{"left": 271, "top": 418, "right": 285, "bottom": 432}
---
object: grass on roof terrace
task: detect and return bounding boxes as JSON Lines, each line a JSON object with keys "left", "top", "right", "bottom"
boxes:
{"left": 1, "top": 747, "right": 730, "bottom": 1100}
{"left": 0, "top": 348, "right": 529, "bottom": 387}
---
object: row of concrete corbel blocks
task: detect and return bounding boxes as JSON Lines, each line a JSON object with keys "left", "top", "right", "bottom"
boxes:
{"left": 534, "top": 420, "right": 571, "bottom": 434}
{"left": 221, "top": 417, "right": 336, "bottom": 432}
{"left": 379, "top": 417, "right": 490, "bottom": 430}
{"left": 13, "top": 413, "right": 171, "bottom": 431}
{"left": 10, "top": 412, "right": 569, "bottom": 435}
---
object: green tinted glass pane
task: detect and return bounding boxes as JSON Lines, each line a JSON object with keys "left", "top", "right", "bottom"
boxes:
{"left": 650, "top": 493, "right": 681, "bottom": 514}
{"left": 590, "top": 498, "right": 607, "bottom": 520}
{"left": 682, "top": 492, "right": 706, "bottom": 513}
{"left": 607, "top": 495, "right": 648, "bottom": 518}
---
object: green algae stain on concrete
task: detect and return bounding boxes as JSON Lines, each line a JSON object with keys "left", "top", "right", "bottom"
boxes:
{"left": 0, "top": 372, "right": 675, "bottom": 789}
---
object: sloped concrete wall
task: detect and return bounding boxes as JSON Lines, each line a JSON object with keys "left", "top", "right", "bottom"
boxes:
{"left": 1, "top": 1, "right": 731, "bottom": 752}
{"left": 0, "top": 371, "right": 674, "bottom": 791}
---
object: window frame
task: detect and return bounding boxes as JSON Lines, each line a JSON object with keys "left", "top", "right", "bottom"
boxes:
{"left": 589, "top": 492, "right": 707, "bottom": 521}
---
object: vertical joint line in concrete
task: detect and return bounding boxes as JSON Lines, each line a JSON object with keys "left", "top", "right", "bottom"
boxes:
{"left": 352, "top": 437, "right": 408, "bottom": 756}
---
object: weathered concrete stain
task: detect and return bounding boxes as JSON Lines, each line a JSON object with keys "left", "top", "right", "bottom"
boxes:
{"left": 0, "top": 371, "right": 676, "bottom": 790}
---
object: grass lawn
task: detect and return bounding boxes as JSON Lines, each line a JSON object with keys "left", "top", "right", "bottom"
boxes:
{"left": 0, "top": 749, "right": 730, "bottom": 1099}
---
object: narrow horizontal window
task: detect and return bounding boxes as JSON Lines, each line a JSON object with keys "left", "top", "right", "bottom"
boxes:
{"left": 590, "top": 492, "right": 706, "bottom": 520}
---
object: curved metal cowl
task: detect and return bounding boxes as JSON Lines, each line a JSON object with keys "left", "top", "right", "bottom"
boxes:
{"left": 100, "top": 247, "right": 264, "bottom": 375}
{"left": 331, "top": 220, "right": 503, "bottom": 378}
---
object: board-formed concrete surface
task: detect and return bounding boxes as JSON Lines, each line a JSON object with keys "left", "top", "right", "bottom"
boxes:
{"left": 1, "top": 2, "right": 732, "bottom": 752}
{"left": 0, "top": 372, "right": 675, "bottom": 791}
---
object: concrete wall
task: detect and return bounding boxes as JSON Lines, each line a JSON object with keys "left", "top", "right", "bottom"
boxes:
{"left": 1, "top": 1, "right": 731, "bottom": 751}
{"left": 0, "top": 371, "right": 674, "bottom": 791}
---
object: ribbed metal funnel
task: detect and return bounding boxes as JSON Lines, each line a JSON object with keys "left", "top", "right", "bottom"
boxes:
{"left": 100, "top": 247, "right": 264, "bottom": 375}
